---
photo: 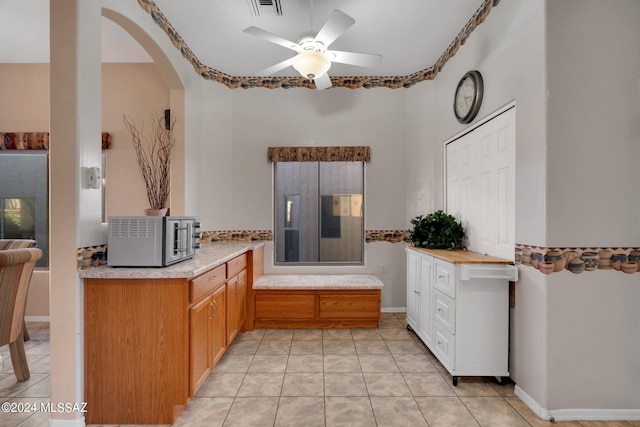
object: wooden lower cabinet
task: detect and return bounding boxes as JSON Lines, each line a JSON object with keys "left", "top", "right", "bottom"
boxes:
{"left": 209, "top": 284, "right": 227, "bottom": 366}
{"left": 226, "top": 269, "right": 247, "bottom": 343}
{"left": 189, "top": 283, "right": 226, "bottom": 397}
{"left": 84, "top": 247, "right": 260, "bottom": 425}
{"left": 190, "top": 294, "right": 211, "bottom": 398}
{"left": 84, "top": 278, "right": 189, "bottom": 425}
{"left": 255, "top": 289, "right": 381, "bottom": 328}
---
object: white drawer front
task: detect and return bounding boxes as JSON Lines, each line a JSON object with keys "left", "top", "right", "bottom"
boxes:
{"left": 434, "top": 260, "right": 456, "bottom": 298}
{"left": 434, "top": 290, "right": 456, "bottom": 334}
{"left": 434, "top": 323, "right": 455, "bottom": 370}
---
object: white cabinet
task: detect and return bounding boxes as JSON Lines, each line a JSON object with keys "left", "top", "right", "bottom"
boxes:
{"left": 407, "top": 249, "right": 434, "bottom": 348}
{"left": 406, "top": 247, "right": 517, "bottom": 385}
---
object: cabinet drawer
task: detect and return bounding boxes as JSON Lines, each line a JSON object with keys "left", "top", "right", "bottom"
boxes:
{"left": 190, "top": 264, "right": 226, "bottom": 304}
{"left": 434, "top": 290, "right": 456, "bottom": 334}
{"left": 256, "top": 294, "right": 315, "bottom": 319}
{"left": 227, "top": 253, "right": 247, "bottom": 279}
{"left": 319, "top": 294, "right": 380, "bottom": 319}
{"left": 434, "top": 260, "right": 456, "bottom": 298}
{"left": 434, "top": 323, "right": 455, "bottom": 370}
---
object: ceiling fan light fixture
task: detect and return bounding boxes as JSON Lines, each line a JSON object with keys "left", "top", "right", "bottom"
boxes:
{"left": 292, "top": 50, "right": 331, "bottom": 79}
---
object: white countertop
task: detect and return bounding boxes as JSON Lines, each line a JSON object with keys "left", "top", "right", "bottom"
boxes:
{"left": 78, "top": 241, "right": 264, "bottom": 280}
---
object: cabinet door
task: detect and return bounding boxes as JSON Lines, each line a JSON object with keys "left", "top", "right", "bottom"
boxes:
{"left": 190, "top": 295, "right": 212, "bottom": 397}
{"left": 406, "top": 250, "right": 421, "bottom": 330}
{"left": 226, "top": 280, "right": 237, "bottom": 344}
{"left": 209, "top": 285, "right": 226, "bottom": 367}
{"left": 236, "top": 270, "right": 247, "bottom": 331}
{"left": 226, "top": 270, "right": 246, "bottom": 344}
{"left": 417, "top": 255, "right": 434, "bottom": 347}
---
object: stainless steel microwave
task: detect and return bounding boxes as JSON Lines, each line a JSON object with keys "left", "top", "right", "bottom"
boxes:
{"left": 107, "top": 216, "right": 201, "bottom": 267}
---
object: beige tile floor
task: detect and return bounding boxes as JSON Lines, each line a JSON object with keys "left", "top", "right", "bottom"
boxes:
{"left": 1, "top": 317, "right": 638, "bottom": 426}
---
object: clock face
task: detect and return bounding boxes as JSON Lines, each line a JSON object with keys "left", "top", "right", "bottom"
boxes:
{"left": 454, "top": 71, "right": 483, "bottom": 124}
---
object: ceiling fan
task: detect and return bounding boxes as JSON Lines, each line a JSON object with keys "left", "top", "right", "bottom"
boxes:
{"left": 243, "top": 9, "right": 383, "bottom": 90}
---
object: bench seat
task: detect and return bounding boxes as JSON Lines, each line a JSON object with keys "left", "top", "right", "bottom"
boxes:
{"left": 251, "top": 274, "right": 384, "bottom": 329}
{"left": 253, "top": 274, "right": 384, "bottom": 290}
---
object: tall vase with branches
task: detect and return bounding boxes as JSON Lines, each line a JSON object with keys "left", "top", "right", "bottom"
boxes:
{"left": 123, "top": 113, "right": 176, "bottom": 215}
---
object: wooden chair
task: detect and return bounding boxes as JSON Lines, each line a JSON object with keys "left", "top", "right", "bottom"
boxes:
{"left": 0, "top": 239, "right": 38, "bottom": 342}
{"left": 0, "top": 247, "right": 42, "bottom": 381}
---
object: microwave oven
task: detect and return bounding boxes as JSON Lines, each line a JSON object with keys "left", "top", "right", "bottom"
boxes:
{"left": 107, "top": 216, "right": 201, "bottom": 267}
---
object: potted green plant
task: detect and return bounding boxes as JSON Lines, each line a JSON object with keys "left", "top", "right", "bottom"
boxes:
{"left": 123, "top": 113, "right": 176, "bottom": 216}
{"left": 408, "top": 210, "right": 465, "bottom": 250}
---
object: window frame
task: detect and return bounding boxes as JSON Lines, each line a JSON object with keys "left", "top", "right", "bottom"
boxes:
{"left": 273, "top": 161, "right": 365, "bottom": 266}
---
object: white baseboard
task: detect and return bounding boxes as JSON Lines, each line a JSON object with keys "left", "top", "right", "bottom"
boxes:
{"left": 549, "top": 408, "right": 640, "bottom": 421}
{"left": 515, "top": 385, "right": 640, "bottom": 421}
{"left": 49, "top": 416, "right": 85, "bottom": 427}
{"left": 25, "top": 316, "right": 50, "bottom": 322}
{"left": 514, "top": 385, "right": 551, "bottom": 420}
{"left": 381, "top": 307, "right": 406, "bottom": 313}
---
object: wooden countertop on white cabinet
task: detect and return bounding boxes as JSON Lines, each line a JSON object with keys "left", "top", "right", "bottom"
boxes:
{"left": 406, "top": 246, "right": 515, "bottom": 387}
{"left": 408, "top": 246, "right": 513, "bottom": 264}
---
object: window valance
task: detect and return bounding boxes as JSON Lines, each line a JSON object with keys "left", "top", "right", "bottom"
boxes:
{"left": 267, "top": 146, "right": 370, "bottom": 163}
{"left": 0, "top": 132, "right": 112, "bottom": 150}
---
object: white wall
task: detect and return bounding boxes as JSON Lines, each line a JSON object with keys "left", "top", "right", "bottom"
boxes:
{"left": 406, "top": 0, "right": 640, "bottom": 419}
{"left": 194, "top": 87, "right": 410, "bottom": 309}
{"left": 546, "top": 0, "right": 640, "bottom": 245}
{"left": 406, "top": 0, "right": 550, "bottom": 410}
{"left": 44, "top": 0, "right": 639, "bottom": 420}
{"left": 46, "top": 1, "right": 200, "bottom": 423}
{"left": 227, "top": 89, "right": 407, "bottom": 231}
{"left": 545, "top": 0, "right": 640, "bottom": 416}
{"left": 102, "top": 63, "right": 170, "bottom": 216}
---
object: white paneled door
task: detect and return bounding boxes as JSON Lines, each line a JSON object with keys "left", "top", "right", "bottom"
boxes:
{"left": 446, "top": 106, "right": 515, "bottom": 260}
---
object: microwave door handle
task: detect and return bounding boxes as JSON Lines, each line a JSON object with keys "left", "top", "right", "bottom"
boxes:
{"left": 184, "top": 222, "right": 192, "bottom": 254}
{"left": 178, "top": 222, "right": 190, "bottom": 254}
{"left": 173, "top": 222, "right": 180, "bottom": 256}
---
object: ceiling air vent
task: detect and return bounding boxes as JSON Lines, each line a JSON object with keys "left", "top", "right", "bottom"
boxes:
{"left": 248, "top": 0, "right": 283, "bottom": 16}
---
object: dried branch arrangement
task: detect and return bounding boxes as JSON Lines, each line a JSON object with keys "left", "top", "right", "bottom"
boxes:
{"left": 123, "top": 113, "right": 176, "bottom": 210}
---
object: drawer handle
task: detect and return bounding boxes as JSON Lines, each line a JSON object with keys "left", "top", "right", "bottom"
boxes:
{"left": 438, "top": 274, "right": 446, "bottom": 280}
{"left": 437, "top": 308, "right": 444, "bottom": 312}
{"left": 414, "top": 290, "right": 420, "bottom": 294}
{"left": 209, "top": 301, "right": 216, "bottom": 319}
{"left": 208, "top": 275, "right": 217, "bottom": 282}
{"left": 437, "top": 340, "right": 443, "bottom": 346}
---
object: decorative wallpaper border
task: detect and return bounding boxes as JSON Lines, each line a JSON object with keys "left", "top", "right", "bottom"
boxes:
{"left": 201, "top": 230, "right": 273, "bottom": 242}
{"left": 137, "top": 0, "right": 501, "bottom": 90}
{"left": 0, "top": 132, "right": 112, "bottom": 150}
{"left": 78, "top": 239, "right": 640, "bottom": 275}
{"left": 77, "top": 245, "right": 107, "bottom": 270}
{"left": 366, "top": 230, "right": 409, "bottom": 243}
{"left": 267, "top": 146, "right": 371, "bottom": 162}
{"left": 515, "top": 244, "right": 640, "bottom": 275}
{"left": 200, "top": 230, "right": 409, "bottom": 243}
{"left": 76, "top": 229, "right": 409, "bottom": 269}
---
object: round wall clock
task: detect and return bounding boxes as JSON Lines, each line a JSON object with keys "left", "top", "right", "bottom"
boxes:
{"left": 453, "top": 70, "right": 484, "bottom": 124}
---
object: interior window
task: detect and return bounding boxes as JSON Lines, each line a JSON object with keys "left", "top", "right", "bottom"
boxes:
{"left": 0, "top": 152, "right": 49, "bottom": 267}
{"left": 274, "top": 161, "right": 364, "bottom": 265}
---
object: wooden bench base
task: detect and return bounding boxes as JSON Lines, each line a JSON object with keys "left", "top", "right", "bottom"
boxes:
{"left": 252, "top": 275, "right": 383, "bottom": 329}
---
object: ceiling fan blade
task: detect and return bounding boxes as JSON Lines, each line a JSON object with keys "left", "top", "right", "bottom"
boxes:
{"left": 314, "top": 9, "right": 355, "bottom": 48}
{"left": 313, "top": 73, "right": 333, "bottom": 90}
{"left": 259, "top": 57, "right": 295, "bottom": 75}
{"left": 327, "top": 50, "right": 383, "bottom": 69}
{"left": 243, "top": 26, "right": 301, "bottom": 52}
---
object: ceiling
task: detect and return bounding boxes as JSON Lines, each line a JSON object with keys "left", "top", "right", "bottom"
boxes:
{"left": 0, "top": 0, "right": 491, "bottom": 82}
